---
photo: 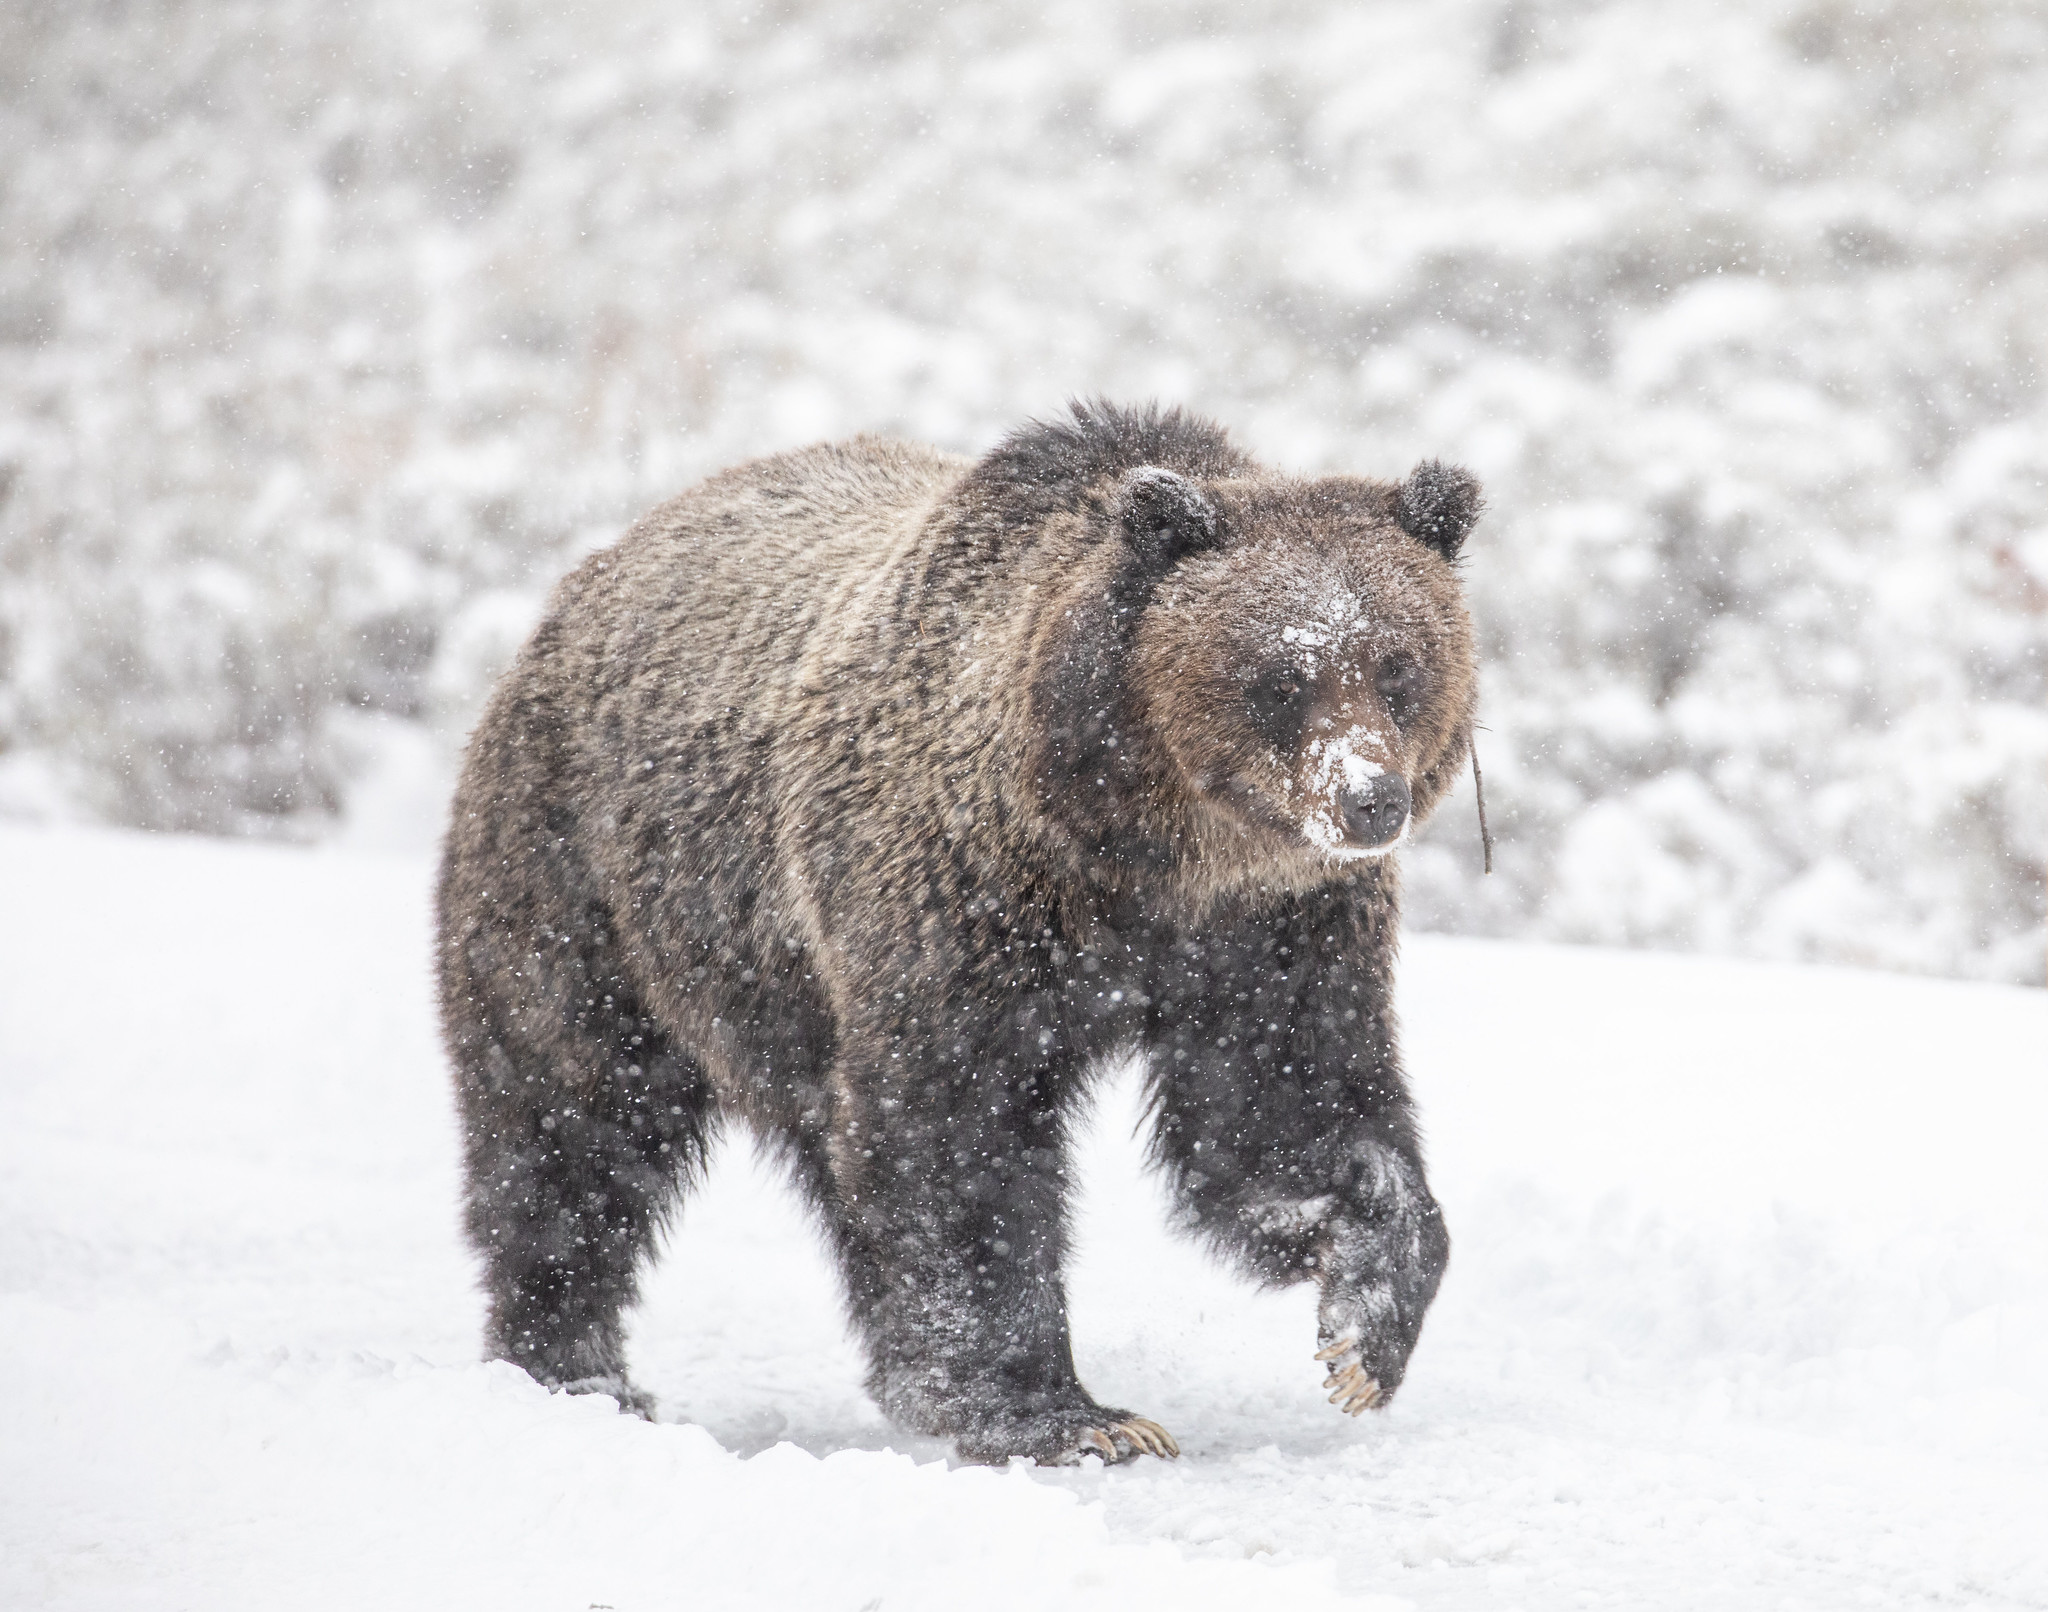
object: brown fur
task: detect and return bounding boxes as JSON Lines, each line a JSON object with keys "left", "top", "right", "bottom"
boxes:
{"left": 437, "top": 401, "right": 1480, "bottom": 1462}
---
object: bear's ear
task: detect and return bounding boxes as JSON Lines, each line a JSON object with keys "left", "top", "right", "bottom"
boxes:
{"left": 1394, "top": 461, "right": 1484, "bottom": 561}
{"left": 1118, "top": 466, "right": 1222, "bottom": 568}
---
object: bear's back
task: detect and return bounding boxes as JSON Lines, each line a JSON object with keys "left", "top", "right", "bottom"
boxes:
{"left": 508, "top": 435, "right": 967, "bottom": 734}
{"left": 608, "top": 434, "right": 967, "bottom": 658}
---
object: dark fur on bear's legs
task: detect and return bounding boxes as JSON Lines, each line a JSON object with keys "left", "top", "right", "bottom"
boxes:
{"left": 456, "top": 1042, "right": 712, "bottom": 1418}
{"left": 823, "top": 996, "right": 1174, "bottom": 1464}
{"left": 1146, "top": 881, "right": 1449, "bottom": 1412}
{"left": 439, "top": 839, "right": 717, "bottom": 1419}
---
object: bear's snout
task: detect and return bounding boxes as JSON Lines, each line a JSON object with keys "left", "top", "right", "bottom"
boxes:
{"left": 1340, "top": 772, "right": 1411, "bottom": 850}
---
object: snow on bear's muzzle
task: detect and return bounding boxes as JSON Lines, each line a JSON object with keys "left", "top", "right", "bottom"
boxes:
{"left": 1299, "top": 727, "right": 1412, "bottom": 858}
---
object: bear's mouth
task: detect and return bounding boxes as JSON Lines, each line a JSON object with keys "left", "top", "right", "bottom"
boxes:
{"left": 1311, "top": 817, "right": 1412, "bottom": 861}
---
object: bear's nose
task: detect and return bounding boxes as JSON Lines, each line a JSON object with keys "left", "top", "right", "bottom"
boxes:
{"left": 1339, "top": 772, "right": 1411, "bottom": 849}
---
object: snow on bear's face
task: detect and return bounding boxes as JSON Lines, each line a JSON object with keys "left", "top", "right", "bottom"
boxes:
{"left": 1132, "top": 479, "right": 1477, "bottom": 869}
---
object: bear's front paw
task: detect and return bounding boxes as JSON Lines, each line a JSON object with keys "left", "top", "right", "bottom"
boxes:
{"left": 1311, "top": 1195, "right": 1448, "bottom": 1416}
{"left": 1314, "top": 1278, "right": 1428, "bottom": 1416}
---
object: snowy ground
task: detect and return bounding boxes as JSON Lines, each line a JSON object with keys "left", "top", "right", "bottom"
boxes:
{"left": 3, "top": 824, "right": 2043, "bottom": 1611}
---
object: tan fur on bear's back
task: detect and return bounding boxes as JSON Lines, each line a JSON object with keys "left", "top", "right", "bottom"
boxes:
{"left": 557, "top": 436, "right": 970, "bottom": 730}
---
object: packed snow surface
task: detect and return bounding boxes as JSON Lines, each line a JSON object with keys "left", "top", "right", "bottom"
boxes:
{"left": 3, "top": 824, "right": 2044, "bottom": 1610}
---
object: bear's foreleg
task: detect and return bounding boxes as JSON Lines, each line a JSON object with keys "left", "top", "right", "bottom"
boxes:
{"left": 827, "top": 1004, "right": 1176, "bottom": 1465}
{"left": 1148, "top": 942, "right": 1448, "bottom": 1413}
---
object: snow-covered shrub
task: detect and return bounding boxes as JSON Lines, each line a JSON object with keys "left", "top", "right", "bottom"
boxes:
{"left": 0, "top": 0, "right": 2041, "bottom": 977}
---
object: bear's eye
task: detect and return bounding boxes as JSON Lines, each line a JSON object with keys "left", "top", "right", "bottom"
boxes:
{"left": 1376, "top": 655, "right": 1426, "bottom": 725}
{"left": 1246, "top": 665, "right": 1312, "bottom": 746}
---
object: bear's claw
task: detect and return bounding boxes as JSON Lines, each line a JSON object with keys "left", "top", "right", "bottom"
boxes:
{"left": 1111, "top": 1416, "right": 1180, "bottom": 1458}
{"left": 1315, "top": 1338, "right": 1385, "bottom": 1415}
{"left": 1072, "top": 1416, "right": 1180, "bottom": 1462}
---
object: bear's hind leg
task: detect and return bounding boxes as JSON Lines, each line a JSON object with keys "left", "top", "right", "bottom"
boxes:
{"left": 461, "top": 1039, "right": 714, "bottom": 1416}
{"left": 445, "top": 910, "right": 717, "bottom": 1420}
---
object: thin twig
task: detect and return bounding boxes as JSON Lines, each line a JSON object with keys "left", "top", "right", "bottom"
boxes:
{"left": 1472, "top": 735, "right": 1494, "bottom": 875}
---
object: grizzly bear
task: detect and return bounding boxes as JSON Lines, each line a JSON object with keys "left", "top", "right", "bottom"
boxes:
{"left": 436, "top": 400, "right": 1481, "bottom": 1464}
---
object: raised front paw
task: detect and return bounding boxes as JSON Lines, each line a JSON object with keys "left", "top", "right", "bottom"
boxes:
{"left": 1312, "top": 1280, "right": 1434, "bottom": 1416}
{"left": 1312, "top": 1247, "right": 1446, "bottom": 1415}
{"left": 1311, "top": 1192, "right": 1449, "bottom": 1417}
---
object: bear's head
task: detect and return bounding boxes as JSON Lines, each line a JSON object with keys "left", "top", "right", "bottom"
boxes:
{"left": 1118, "top": 460, "right": 1481, "bottom": 884}
{"left": 995, "top": 403, "right": 1480, "bottom": 898}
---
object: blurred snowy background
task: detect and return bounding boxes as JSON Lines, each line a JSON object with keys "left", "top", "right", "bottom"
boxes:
{"left": 1, "top": 0, "right": 2043, "bottom": 982}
